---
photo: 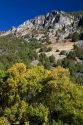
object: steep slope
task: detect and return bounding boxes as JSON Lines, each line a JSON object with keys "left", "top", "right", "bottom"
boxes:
{"left": 0, "top": 11, "right": 83, "bottom": 42}
{"left": 0, "top": 11, "right": 83, "bottom": 71}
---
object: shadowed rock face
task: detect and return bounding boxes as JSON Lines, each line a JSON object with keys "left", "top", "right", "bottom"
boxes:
{"left": 0, "top": 11, "right": 83, "bottom": 40}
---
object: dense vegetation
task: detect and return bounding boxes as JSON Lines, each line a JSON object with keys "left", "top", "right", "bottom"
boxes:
{"left": 0, "top": 35, "right": 42, "bottom": 69}
{"left": 0, "top": 34, "right": 83, "bottom": 124}
{"left": 0, "top": 63, "right": 83, "bottom": 125}
{"left": 57, "top": 44, "right": 83, "bottom": 84}
{"left": 0, "top": 35, "right": 83, "bottom": 85}
{"left": 0, "top": 35, "right": 54, "bottom": 70}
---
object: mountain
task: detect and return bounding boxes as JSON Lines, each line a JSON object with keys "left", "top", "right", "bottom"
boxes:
{"left": 0, "top": 10, "right": 83, "bottom": 72}
{"left": 0, "top": 10, "right": 83, "bottom": 42}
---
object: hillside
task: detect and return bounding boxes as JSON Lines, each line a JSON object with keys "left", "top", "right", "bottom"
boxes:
{"left": 0, "top": 11, "right": 83, "bottom": 41}
{"left": 0, "top": 10, "right": 83, "bottom": 125}
{"left": 0, "top": 11, "right": 83, "bottom": 83}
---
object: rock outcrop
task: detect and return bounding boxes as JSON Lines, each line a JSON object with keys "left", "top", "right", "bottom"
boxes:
{"left": 0, "top": 11, "right": 83, "bottom": 41}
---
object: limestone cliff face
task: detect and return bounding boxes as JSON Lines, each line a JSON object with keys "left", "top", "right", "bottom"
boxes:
{"left": 0, "top": 11, "right": 83, "bottom": 41}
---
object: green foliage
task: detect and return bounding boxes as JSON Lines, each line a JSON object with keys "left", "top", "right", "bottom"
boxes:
{"left": 46, "top": 47, "right": 52, "bottom": 52}
{"left": 59, "top": 50, "right": 66, "bottom": 55}
{"left": 39, "top": 53, "right": 48, "bottom": 63}
{"left": 0, "top": 69, "right": 6, "bottom": 84}
{"left": 67, "top": 51, "right": 76, "bottom": 60}
{"left": 0, "top": 35, "right": 53, "bottom": 70}
{"left": 28, "top": 104, "right": 49, "bottom": 125}
{"left": 49, "top": 55, "right": 55, "bottom": 63}
{"left": 0, "top": 35, "right": 40, "bottom": 69}
{"left": 51, "top": 120, "right": 68, "bottom": 125}
{"left": 71, "top": 32, "right": 80, "bottom": 42}
{"left": 39, "top": 53, "right": 56, "bottom": 69}
{"left": 59, "top": 45, "right": 83, "bottom": 84}
{"left": 0, "top": 117, "right": 10, "bottom": 125}
{"left": 74, "top": 45, "right": 83, "bottom": 59}
{"left": 39, "top": 46, "right": 52, "bottom": 52}
{"left": 0, "top": 63, "right": 83, "bottom": 125}
{"left": 39, "top": 53, "right": 50, "bottom": 68}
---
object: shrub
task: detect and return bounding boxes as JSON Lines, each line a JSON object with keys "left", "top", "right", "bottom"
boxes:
{"left": 39, "top": 46, "right": 47, "bottom": 52}
{"left": 56, "top": 49, "right": 59, "bottom": 52}
{"left": 49, "top": 55, "right": 55, "bottom": 63}
{"left": 0, "top": 63, "right": 83, "bottom": 125}
{"left": 59, "top": 50, "right": 66, "bottom": 55}
{"left": 71, "top": 32, "right": 80, "bottom": 42}
{"left": 46, "top": 47, "right": 52, "bottom": 52}
{"left": 67, "top": 51, "right": 76, "bottom": 60}
{"left": 39, "top": 46, "right": 52, "bottom": 52}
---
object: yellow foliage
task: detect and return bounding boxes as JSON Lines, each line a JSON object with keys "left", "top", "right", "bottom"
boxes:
{"left": 0, "top": 117, "right": 10, "bottom": 125}
{"left": 7, "top": 63, "right": 27, "bottom": 89}
{"left": 2, "top": 63, "right": 83, "bottom": 124}
{"left": 8, "top": 63, "right": 27, "bottom": 76}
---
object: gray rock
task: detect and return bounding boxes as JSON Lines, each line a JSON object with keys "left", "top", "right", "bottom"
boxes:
{"left": 0, "top": 10, "right": 83, "bottom": 41}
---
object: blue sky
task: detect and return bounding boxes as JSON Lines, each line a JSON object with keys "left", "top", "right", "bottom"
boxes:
{"left": 0, "top": 0, "right": 83, "bottom": 31}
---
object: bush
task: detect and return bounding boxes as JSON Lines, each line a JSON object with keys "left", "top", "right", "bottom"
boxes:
{"left": 49, "top": 55, "right": 55, "bottom": 63}
{"left": 71, "top": 32, "right": 80, "bottom": 42}
{"left": 67, "top": 51, "right": 76, "bottom": 60}
{"left": 46, "top": 47, "right": 52, "bottom": 52}
{"left": 59, "top": 50, "right": 66, "bottom": 55}
{"left": 39, "top": 46, "right": 52, "bottom": 52}
{"left": 0, "top": 35, "right": 41, "bottom": 69}
{"left": 39, "top": 46, "right": 47, "bottom": 52}
{"left": 56, "top": 49, "right": 60, "bottom": 52}
{"left": 39, "top": 53, "right": 50, "bottom": 68}
{"left": 39, "top": 53, "right": 56, "bottom": 69}
{"left": 0, "top": 63, "right": 83, "bottom": 125}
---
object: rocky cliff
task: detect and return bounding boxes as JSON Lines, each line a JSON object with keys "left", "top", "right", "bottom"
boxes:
{"left": 0, "top": 11, "right": 83, "bottom": 41}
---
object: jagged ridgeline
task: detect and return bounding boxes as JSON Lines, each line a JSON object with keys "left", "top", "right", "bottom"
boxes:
{"left": 0, "top": 11, "right": 83, "bottom": 77}
{"left": 0, "top": 11, "right": 83, "bottom": 125}
{"left": 0, "top": 10, "right": 83, "bottom": 40}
